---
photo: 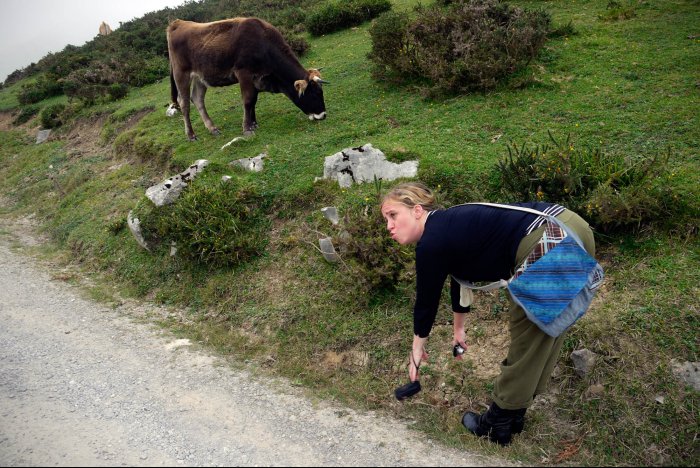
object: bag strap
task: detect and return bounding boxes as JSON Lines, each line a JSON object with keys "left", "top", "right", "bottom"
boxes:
{"left": 451, "top": 202, "right": 585, "bottom": 291}
{"left": 465, "top": 202, "right": 586, "bottom": 248}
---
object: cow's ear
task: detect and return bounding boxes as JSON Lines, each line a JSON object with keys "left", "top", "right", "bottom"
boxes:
{"left": 294, "top": 79, "right": 308, "bottom": 97}
{"left": 307, "top": 69, "right": 322, "bottom": 81}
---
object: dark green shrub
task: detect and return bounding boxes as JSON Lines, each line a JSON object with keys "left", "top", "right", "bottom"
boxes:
{"left": 367, "top": 11, "right": 415, "bottom": 83}
{"left": 17, "top": 74, "right": 63, "bottom": 105}
{"left": 62, "top": 64, "right": 114, "bottom": 105}
{"left": 40, "top": 103, "right": 67, "bottom": 129}
{"left": 493, "top": 132, "right": 689, "bottom": 232}
{"left": 13, "top": 105, "right": 40, "bottom": 125}
{"left": 307, "top": 0, "right": 392, "bottom": 36}
{"left": 368, "top": 0, "right": 550, "bottom": 93}
{"left": 278, "top": 28, "right": 310, "bottom": 57}
{"left": 122, "top": 55, "right": 169, "bottom": 87}
{"left": 332, "top": 178, "right": 412, "bottom": 292}
{"left": 107, "top": 83, "right": 129, "bottom": 101}
{"left": 136, "top": 180, "right": 270, "bottom": 268}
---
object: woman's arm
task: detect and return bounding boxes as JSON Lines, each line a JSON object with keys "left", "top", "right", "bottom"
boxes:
{"left": 453, "top": 311, "right": 468, "bottom": 360}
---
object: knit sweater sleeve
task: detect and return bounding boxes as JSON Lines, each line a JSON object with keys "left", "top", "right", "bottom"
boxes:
{"left": 413, "top": 240, "right": 448, "bottom": 338}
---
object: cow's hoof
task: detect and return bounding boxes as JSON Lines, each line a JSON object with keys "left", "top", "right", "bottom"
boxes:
{"left": 188, "top": 135, "right": 198, "bottom": 142}
{"left": 243, "top": 130, "right": 255, "bottom": 137}
{"left": 211, "top": 128, "right": 221, "bottom": 136}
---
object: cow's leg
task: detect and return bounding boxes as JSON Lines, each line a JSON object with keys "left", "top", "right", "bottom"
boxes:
{"left": 191, "top": 79, "right": 220, "bottom": 136}
{"left": 236, "top": 72, "right": 259, "bottom": 135}
{"left": 172, "top": 70, "right": 197, "bottom": 141}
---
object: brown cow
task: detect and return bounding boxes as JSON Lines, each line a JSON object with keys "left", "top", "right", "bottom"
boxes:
{"left": 167, "top": 17, "right": 327, "bottom": 141}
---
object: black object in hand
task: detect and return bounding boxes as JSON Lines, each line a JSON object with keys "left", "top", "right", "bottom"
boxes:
{"left": 394, "top": 380, "right": 421, "bottom": 400}
{"left": 453, "top": 343, "right": 465, "bottom": 357}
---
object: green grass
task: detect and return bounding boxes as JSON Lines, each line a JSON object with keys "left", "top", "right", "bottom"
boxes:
{"left": 0, "top": 1, "right": 698, "bottom": 466}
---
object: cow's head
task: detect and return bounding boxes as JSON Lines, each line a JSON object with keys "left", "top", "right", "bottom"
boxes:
{"left": 292, "top": 69, "right": 327, "bottom": 121}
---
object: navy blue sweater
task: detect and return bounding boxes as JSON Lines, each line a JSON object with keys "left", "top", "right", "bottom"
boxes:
{"left": 413, "top": 202, "right": 563, "bottom": 337}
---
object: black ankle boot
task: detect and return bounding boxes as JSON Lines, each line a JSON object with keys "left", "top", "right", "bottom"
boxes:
{"left": 462, "top": 403, "right": 525, "bottom": 446}
{"left": 511, "top": 408, "right": 527, "bottom": 434}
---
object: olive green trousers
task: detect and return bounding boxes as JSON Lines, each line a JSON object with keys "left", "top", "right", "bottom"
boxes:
{"left": 492, "top": 209, "right": 596, "bottom": 410}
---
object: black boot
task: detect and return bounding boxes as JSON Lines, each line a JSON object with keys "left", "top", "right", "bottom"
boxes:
{"left": 511, "top": 408, "right": 527, "bottom": 434}
{"left": 462, "top": 403, "right": 525, "bottom": 446}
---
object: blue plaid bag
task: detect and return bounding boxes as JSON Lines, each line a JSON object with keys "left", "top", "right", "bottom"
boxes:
{"left": 453, "top": 203, "right": 604, "bottom": 337}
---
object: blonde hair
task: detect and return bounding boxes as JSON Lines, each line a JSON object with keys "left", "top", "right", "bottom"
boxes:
{"left": 381, "top": 182, "right": 440, "bottom": 211}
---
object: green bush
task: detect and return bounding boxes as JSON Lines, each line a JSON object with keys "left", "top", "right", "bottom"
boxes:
{"left": 17, "top": 74, "right": 63, "bottom": 105}
{"left": 368, "top": 0, "right": 550, "bottom": 94}
{"left": 367, "top": 11, "right": 415, "bottom": 83}
{"left": 493, "top": 132, "right": 689, "bottom": 232}
{"left": 136, "top": 180, "right": 270, "bottom": 268}
{"left": 331, "top": 178, "right": 412, "bottom": 292}
{"left": 13, "top": 105, "right": 40, "bottom": 125}
{"left": 278, "top": 28, "right": 310, "bottom": 57}
{"left": 307, "top": 0, "right": 392, "bottom": 36}
{"left": 39, "top": 103, "right": 67, "bottom": 129}
{"left": 107, "top": 83, "right": 129, "bottom": 101}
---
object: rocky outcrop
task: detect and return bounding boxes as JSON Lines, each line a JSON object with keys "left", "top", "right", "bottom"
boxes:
{"left": 99, "top": 21, "right": 112, "bottom": 36}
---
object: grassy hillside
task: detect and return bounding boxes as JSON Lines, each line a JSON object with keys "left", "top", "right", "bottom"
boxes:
{"left": 0, "top": 0, "right": 698, "bottom": 466}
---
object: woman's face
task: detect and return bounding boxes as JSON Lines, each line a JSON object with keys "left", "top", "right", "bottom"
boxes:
{"left": 381, "top": 200, "right": 425, "bottom": 245}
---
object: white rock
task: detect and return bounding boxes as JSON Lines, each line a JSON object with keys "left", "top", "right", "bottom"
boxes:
{"left": 36, "top": 129, "right": 51, "bottom": 144}
{"left": 321, "top": 207, "right": 339, "bottom": 225}
{"left": 319, "top": 237, "right": 339, "bottom": 263}
{"left": 230, "top": 153, "right": 266, "bottom": 172}
{"left": 127, "top": 211, "right": 150, "bottom": 251}
{"left": 145, "top": 160, "right": 209, "bottom": 206}
{"left": 322, "top": 143, "right": 418, "bottom": 188}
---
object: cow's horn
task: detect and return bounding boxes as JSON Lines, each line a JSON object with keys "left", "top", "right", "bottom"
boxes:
{"left": 312, "top": 76, "right": 330, "bottom": 84}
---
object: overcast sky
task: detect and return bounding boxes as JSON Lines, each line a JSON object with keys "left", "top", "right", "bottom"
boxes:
{"left": 0, "top": 0, "right": 186, "bottom": 82}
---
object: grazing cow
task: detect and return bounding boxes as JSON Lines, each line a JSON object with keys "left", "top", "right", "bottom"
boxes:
{"left": 166, "top": 17, "right": 328, "bottom": 141}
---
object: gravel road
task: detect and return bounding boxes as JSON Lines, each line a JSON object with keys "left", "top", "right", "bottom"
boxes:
{"left": 0, "top": 229, "right": 515, "bottom": 467}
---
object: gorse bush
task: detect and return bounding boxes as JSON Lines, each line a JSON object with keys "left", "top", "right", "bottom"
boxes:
{"left": 136, "top": 180, "right": 270, "bottom": 268}
{"left": 333, "top": 178, "right": 412, "bottom": 293}
{"left": 17, "top": 74, "right": 63, "bottom": 105}
{"left": 39, "top": 103, "right": 67, "bottom": 129}
{"left": 12, "top": 105, "right": 40, "bottom": 125}
{"left": 368, "top": 0, "right": 550, "bottom": 94}
{"left": 306, "top": 0, "right": 392, "bottom": 36}
{"left": 494, "top": 132, "right": 688, "bottom": 232}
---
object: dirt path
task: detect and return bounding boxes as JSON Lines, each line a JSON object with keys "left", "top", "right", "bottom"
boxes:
{"left": 0, "top": 223, "right": 516, "bottom": 467}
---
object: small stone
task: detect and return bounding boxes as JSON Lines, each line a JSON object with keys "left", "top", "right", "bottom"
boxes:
{"left": 319, "top": 237, "right": 339, "bottom": 263}
{"left": 36, "top": 129, "right": 51, "bottom": 144}
{"left": 586, "top": 383, "right": 605, "bottom": 397}
{"left": 321, "top": 206, "right": 339, "bottom": 225}
{"left": 570, "top": 348, "right": 597, "bottom": 377}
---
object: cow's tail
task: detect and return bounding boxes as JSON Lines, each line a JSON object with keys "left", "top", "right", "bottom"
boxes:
{"left": 169, "top": 68, "right": 179, "bottom": 109}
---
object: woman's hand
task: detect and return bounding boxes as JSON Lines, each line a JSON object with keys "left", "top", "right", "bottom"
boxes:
{"left": 453, "top": 311, "right": 468, "bottom": 361}
{"left": 410, "top": 335, "right": 428, "bottom": 382}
